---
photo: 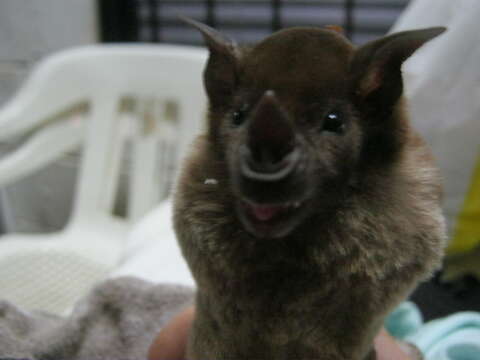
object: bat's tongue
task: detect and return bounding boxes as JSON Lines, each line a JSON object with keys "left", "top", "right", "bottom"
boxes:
{"left": 251, "top": 204, "right": 283, "bottom": 221}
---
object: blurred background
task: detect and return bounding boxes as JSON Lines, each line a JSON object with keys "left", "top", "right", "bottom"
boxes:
{"left": 0, "top": 0, "right": 479, "bottom": 322}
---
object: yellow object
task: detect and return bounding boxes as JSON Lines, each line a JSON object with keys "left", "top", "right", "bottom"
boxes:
{"left": 448, "top": 153, "right": 480, "bottom": 255}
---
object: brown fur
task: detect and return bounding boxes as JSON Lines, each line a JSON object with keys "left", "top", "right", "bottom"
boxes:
{"left": 174, "top": 20, "right": 446, "bottom": 360}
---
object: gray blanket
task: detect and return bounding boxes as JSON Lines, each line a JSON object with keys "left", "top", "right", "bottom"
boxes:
{"left": 0, "top": 277, "right": 194, "bottom": 360}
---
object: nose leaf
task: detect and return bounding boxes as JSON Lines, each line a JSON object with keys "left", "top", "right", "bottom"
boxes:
{"left": 248, "top": 91, "right": 295, "bottom": 163}
{"left": 242, "top": 91, "right": 299, "bottom": 181}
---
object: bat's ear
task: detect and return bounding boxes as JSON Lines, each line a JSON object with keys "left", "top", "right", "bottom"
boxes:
{"left": 181, "top": 16, "right": 239, "bottom": 109}
{"left": 350, "top": 27, "right": 445, "bottom": 112}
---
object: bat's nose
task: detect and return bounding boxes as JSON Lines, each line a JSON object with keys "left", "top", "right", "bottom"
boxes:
{"left": 240, "top": 90, "right": 299, "bottom": 181}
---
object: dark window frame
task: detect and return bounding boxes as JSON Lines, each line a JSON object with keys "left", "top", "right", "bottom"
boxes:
{"left": 98, "top": 0, "right": 409, "bottom": 45}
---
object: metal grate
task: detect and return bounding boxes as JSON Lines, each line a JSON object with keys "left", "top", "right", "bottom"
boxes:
{"left": 99, "top": 0, "right": 410, "bottom": 45}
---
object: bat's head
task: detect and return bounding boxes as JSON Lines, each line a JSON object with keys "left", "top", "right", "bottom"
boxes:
{"left": 185, "top": 18, "right": 444, "bottom": 239}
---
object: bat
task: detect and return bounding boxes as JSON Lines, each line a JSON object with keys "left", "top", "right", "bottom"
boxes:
{"left": 174, "top": 17, "right": 446, "bottom": 360}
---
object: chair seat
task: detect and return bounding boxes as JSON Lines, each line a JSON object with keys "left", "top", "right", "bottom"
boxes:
{"left": 0, "top": 217, "right": 128, "bottom": 314}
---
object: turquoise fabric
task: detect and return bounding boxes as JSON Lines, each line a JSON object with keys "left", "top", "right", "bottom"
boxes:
{"left": 386, "top": 303, "right": 480, "bottom": 360}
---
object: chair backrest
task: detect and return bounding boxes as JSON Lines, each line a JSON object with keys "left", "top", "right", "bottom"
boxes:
{"left": 0, "top": 44, "right": 208, "bottom": 225}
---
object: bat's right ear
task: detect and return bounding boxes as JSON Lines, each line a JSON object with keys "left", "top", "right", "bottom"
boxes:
{"left": 181, "top": 16, "right": 239, "bottom": 109}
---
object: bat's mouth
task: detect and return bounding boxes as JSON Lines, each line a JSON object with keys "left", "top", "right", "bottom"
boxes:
{"left": 237, "top": 199, "right": 306, "bottom": 238}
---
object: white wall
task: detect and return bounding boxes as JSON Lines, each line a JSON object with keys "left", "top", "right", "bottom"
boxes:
{"left": 0, "top": 0, "right": 98, "bottom": 105}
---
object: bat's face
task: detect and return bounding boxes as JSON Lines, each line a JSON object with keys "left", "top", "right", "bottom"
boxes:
{"left": 223, "top": 30, "right": 360, "bottom": 238}
{"left": 185, "top": 18, "right": 444, "bottom": 239}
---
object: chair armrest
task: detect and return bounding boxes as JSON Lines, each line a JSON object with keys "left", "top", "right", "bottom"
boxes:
{"left": 0, "top": 118, "right": 84, "bottom": 187}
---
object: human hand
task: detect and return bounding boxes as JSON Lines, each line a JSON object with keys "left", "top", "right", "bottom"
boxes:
{"left": 148, "top": 307, "right": 416, "bottom": 360}
{"left": 148, "top": 306, "right": 194, "bottom": 360}
{"left": 374, "top": 328, "right": 419, "bottom": 360}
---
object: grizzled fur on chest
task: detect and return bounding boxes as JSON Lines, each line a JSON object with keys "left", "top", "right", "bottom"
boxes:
{"left": 174, "top": 18, "right": 446, "bottom": 360}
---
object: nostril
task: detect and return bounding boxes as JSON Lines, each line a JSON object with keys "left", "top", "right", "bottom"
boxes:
{"left": 240, "top": 145, "right": 300, "bottom": 181}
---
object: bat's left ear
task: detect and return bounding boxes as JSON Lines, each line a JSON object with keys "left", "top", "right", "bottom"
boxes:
{"left": 350, "top": 27, "right": 445, "bottom": 112}
{"left": 181, "top": 16, "right": 239, "bottom": 110}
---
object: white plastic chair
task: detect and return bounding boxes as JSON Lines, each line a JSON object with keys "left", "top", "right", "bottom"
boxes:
{"left": 0, "top": 44, "right": 207, "bottom": 314}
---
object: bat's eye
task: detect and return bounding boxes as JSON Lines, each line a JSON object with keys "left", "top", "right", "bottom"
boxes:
{"left": 232, "top": 105, "right": 248, "bottom": 126}
{"left": 322, "top": 112, "right": 345, "bottom": 134}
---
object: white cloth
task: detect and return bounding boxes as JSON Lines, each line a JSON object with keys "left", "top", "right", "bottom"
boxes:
{"left": 111, "top": 200, "right": 195, "bottom": 286}
{"left": 393, "top": 0, "right": 480, "bottom": 246}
